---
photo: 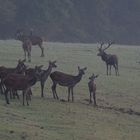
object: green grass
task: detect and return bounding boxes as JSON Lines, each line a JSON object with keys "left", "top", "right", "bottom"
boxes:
{"left": 0, "top": 40, "right": 140, "bottom": 140}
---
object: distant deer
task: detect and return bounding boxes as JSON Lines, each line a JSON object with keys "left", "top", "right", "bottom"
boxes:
{"left": 88, "top": 74, "right": 99, "bottom": 106}
{"left": 97, "top": 42, "right": 119, "bottom": 76}
{"left": 50, "top": 66, "right": 87, "bottom": 102}
{"left": 16, "top": 29, "right": 44, "bottom": 58}
{"left": 22, "top": 39, "right": 32, "bottom": 62}
{"left": 3, "top": 66, "right": 42, "bottom": 106}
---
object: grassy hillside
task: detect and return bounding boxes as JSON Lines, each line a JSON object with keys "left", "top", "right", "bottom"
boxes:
{"left": 0, "top": 40, "right": 140, "bottom": 140}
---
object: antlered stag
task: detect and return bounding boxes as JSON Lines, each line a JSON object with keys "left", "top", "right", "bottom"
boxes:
{"left": 50, "top": 66, "right": 87, "bottom": 102}
{"left": 97, "top": 42, "right": 119, "bottom": 76}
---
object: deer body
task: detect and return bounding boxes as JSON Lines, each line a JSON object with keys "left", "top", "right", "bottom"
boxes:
{"left": 88, "top": 74, "right": 98, "bottom": 106}
{"left": 97, "top": 42, "right": 119, "bottom": 76}
{"left": 16, "top": 30, "right": 44, "bottom": 59}
{"left": 3, "top": 66, "right": 42, "bottom": 105}
{"left": 50, "top": 67, "right": 87, "bottom": 102}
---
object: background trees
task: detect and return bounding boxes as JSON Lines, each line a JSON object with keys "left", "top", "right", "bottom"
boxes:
{"left": 0, "top": 0, "right": 140, "bottom": 44}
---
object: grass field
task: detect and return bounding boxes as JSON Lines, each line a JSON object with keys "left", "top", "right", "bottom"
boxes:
{"left": 0, "top": 40, "right": 140, "bottom": 140}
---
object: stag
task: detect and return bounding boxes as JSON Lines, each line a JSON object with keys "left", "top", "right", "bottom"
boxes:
{"left": 88, "top": 74, "right": 98, "bottom": 106}
{"left": 50, "top": 66, "right": 87, "bottom": 102}
{"left": 97, "top": 42, "right": 119, "bottom": 76}
{"left": 16, "top": 29, "right": 44, "bottom": 58}
{"left": 3, "top": 66, "right": 42, "bottom": 106}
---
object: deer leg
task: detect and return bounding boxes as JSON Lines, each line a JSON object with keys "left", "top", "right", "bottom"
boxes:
{"left": 22, "top": 90, "right": 25, "bottom": 106}
{"left": 39, "top": 44, "right": 45, "bottom": 57}
{"left": 23, "top": 49, "right": 26, "bottom": 61}
{"left": 93, "top": 92, "right": 97, "bottom": 106}
{"left": 25, "top": 89, "right": 30, "bottom": 106}
{"left": 109, "top": 65, "right": 111, "bottom": 75}
{"left": 71, "top": 87, "right": 74, "bottom": 102}
{"left": 40, "top": 81, "right": 45, "bottom": 98}
{"left": 4, "top": 88, "right": 10, "bottom": 104}
{"left": 68, "top": 87, "right": 70, "bottom": 102}
{"left": 27, "top": 51, "right": 31, "bottom": 62}
{"left": 89, "top": 91, "right": 92, "bottom": 104}
{"left": 51, "top": 82, "right": 56, "bottom": 99}
{"left": 106, "top": 64, "right": 108, "bottom": 75}
{"left": 15, "top": 90, "right": 20, "bottom": 100}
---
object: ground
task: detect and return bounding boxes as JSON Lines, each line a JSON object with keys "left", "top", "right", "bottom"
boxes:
{"left": 0, "top": 40, "right": 140, "bottom": 140}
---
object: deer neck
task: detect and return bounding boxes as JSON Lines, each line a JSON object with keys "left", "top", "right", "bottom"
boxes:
{"left": 28, "top": 75, "right": 37, "bottom": 86}
{"left": 42, "top": 65, "right": 53, "bottom": 78}
{"left": 74, "top": 73, "right": 83, "bottom": 84}
{"left": 101, "top": 52, "right": 108, "bottom": 62}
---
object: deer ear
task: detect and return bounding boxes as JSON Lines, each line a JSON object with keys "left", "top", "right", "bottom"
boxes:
{"left": 96, "top": 75, "right": 99, "bottom": 78}
{"left": 83, "top": 67, "right": 87, "bottom": 71}
{"left": 22, "top": 59, "right": 26, "bottom": 62}
{"left": 53, "top": 60, "right": 57, "bottom": 63}
{"left": 78, "top": 66, "right": 80, "bottom": 71}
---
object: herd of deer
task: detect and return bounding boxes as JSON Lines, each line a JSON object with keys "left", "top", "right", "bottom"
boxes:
{"left": 0, "top": 30, "right": 119, "bottom": 106}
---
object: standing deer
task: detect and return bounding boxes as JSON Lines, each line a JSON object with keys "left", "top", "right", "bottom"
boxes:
{"left": 50, "top": 66, "right": 87, "bottom": 102}
{"left": 25, "top": 61, "right": 57, "bottom": 98}
{"left": 3, "top": 66, "right": 42, "bottom": 106}
{"left": 88, "top": 74, "right": 98, "bottom": 106}
{"left": 16, "top": 29, "right": 44, "bottom": 58}
{"left": 97, "top": 42, "right": 119, "bottom": 76}
{"left": 22, "top": 39, "right": 32, "bottom": 62}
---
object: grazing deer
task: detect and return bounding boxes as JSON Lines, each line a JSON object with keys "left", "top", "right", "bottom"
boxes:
{"left": 3, "top": 66, "right": 42, "bottom": 106}
{"left": 16, "top": 29, "right": 44, "bottom": 58}
{"left": 88, "top": 74, "right": 98, "bottom": 106}
{"left": 50, "top": 66, "right": 87, "bottom": 102}
{"left": 97, "top": 42, "right": 119, "bottom": 76}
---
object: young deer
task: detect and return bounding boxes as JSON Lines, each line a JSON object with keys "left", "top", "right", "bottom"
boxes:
{"left": 16, "top": 29, "right": 44, "bottom": 57}
{"left": 97, "top": 42, "right": 119, "bottom": 76}
{"left": 50, "top": 66, "right": 87, "bottom": 102}
{"left": 40, "top": 61, "right": 57, "bottom": 97}
{"left": 88, "top": 74, "right": 99, "bottom": 106}
{"left": 3, "top": 66, "right": 42, "bottom": 106}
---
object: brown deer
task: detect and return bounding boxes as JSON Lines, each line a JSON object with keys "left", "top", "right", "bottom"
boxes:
{"left": 16, "top": 29, "right": 44, "bottom": 58}
{"left": 22, "top": 39, "right": 32, "bottom": 62}
{"left": 88, "top": 74, "right": 99, "bottom": 106}
{"left": 97, "top": 42, "right": 119, "bottom": 76}
{"left": 3, "top": 66, "right": 42, "bottom": 106}
{"left": 50, "top": 66, "right": 87, "bottom": 102}
{"left": 25, "top": 61, "right": 57, "bottom": 98}
{"left": 0, "top": 59, "right": 27, "bottom": 97}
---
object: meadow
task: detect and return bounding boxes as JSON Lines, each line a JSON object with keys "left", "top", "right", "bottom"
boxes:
{"left": 0, "top": 40, "right": 140, "bottom": 140}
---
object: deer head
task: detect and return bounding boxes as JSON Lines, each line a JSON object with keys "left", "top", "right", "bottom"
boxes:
{"left": 97, "top": 42, "right": 114, "bottom": 56}
{"left": 78, "top": 66, "right": 87, "bottom": 75}
{"left": 16, "top": 59, "right": 27, "bottom": 74}
{"left": 89, "top": 73, "right": 99, "bottom": 81}
{"left": 49, "top": 60, "right": 57, "bottom": 68}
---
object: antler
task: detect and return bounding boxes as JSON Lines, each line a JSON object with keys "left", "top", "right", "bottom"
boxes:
{"left": 103, "top": 41, "right": 114, "bottom": 51}
{"left": 98, "top": 42, "right": 104, "bottom": 49}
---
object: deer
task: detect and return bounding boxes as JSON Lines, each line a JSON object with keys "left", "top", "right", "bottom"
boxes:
{"left": 88, "top": 74, "right": 99, "bottom": 106}
{"left": 22, "top": 39, "right": 32, "bottom": 62}
{"left": 16, "top": 29, "right": 45, "bottom": 58}
{"left": 0, "top": 59, "right": 27, "bottom": 98}
{"left": 25, "top": 61, "right": 57, "bottom": 98}
{"left": 3, "top": 65, "right": 42, "bottom": 106}
{"left": 97, "top": 42, "right": 119, "bottom": 76}
{"left": 50, "top": 66, "right": 87, "bottom": 102}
